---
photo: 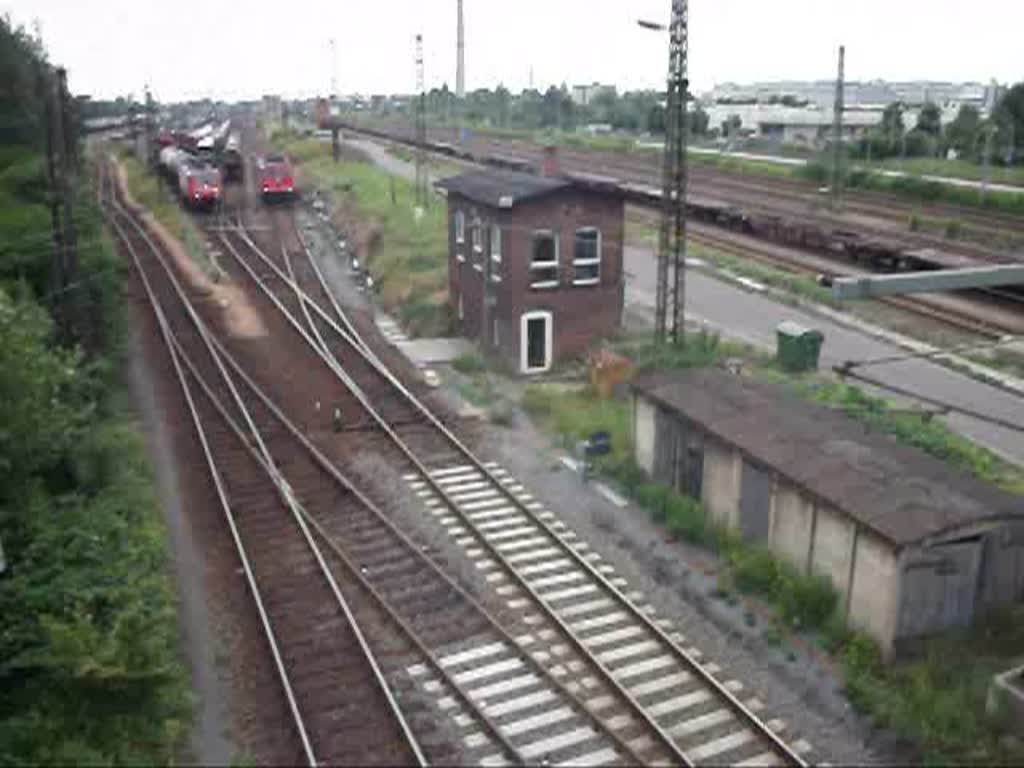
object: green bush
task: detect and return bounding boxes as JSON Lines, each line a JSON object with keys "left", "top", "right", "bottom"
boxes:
{"left": 638, "top": 483, "right": 671, "bottom": 521}
{"left": 452, "top": 352, "right": 487, "bottom": 374}
{"left": 730, "top": 546, "right": 781, "bottom": 594}
{"left": 664, "top": 493, "right": 709, "bottom": 544}
{"left": 945, "top": 219, "right": 962, "bottom": 239}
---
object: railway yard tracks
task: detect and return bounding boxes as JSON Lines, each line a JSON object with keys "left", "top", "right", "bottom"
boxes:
{"left": 100, "top": 154, "right": 819, "bottom": 765}
{"left": 347, "top": 124, "right": 1024, "bottom": 338}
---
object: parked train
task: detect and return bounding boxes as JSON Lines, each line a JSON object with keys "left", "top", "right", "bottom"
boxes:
{"left": 255, "top": 154, "right": 295, "bottom": 201}
{"left": 157, "top": 145, "right": 222, "bottom": 210}
{"left": 222, "top": 132, "right": 244, "bottom": 181}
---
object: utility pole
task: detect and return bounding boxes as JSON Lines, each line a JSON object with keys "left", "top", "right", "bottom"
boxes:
{"left": 830, "top": 45, "right": 845, "bottom": 212}
{"left": 654, "top": 0, "right": 690, "bottom": 344}
{"left": 144, "top": 84, "right": 156, "bottom": 167}
{"left": 55, "top": 68, "right": 79, "bottom": 342}
{"left": 456, "top": 0, "right": 465, "bottom": 100}
{"left": 39, "top": 63, "right": 66, "bottom": 340}
{"left": 414, "top": 33, "right": 428, "bottom": 209}
{"left": 329, "top": 37, "right": 338, "bottom": 105}
{"left": 981, "top": 125, "right": 993, "bottom": 203}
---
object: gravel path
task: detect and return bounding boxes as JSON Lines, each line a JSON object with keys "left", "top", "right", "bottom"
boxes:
{"left": 483, "top": 412, "right": 895, "bottom": 764}
{"left": 125, "top": 303, "right": 237, "bottom": 764}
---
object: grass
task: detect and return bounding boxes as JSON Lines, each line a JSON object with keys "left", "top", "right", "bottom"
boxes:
{"left": 873, "top": 155, "right": 1024, "bottom": 187}
{"left": 688, "top": 242, "right": 840, "bottom": 307}
{"left": 271, "top": 130, "right": 451, "bottom": 337}
{"left": 451, "top": 351, "right": 487, "bottom": 375}
{"left": 522, "top": 383, "right": 633, "bottom": 464}
{"left": 762, "top": 373, "right": 1024, "bottom": 495}
{"left": 520, "top": 342, "right": 1024, "bottom": 765}
{"left": 800, "top": 161, "right": 1024, "bottom": 214}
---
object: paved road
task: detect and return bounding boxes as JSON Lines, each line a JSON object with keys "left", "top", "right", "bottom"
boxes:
{"left": 347, "top": 134, "right": 1024, "bottom": 467}
{"left": 626, "top": 245, "right": 1024, "bottom": 466}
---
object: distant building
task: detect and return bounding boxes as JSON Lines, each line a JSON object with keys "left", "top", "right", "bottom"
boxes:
{"left": 706, "top": 104, "right": 879, "bottom": 146}
{"left": 261, "top": 94, "right": 282, "bottom": 123}
{"left": 632, "top": 368, "right": 1024, "bottom": 656}
{"left": 571, "top": 82, "right": 616, "bottom": 106}
{"left": 706, "top": 79, "right": 1004, "bottom": 119}
{"left": 436, "top": 152, "right": 626, "bottom": 374}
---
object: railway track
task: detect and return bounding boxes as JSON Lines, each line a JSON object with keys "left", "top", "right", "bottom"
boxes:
{"left": 105, "top": 161, "right": 684, "bottom": 766}
{"left": 397, "top": 120, "right": 1024, "bottom": 247}
{"left": 684, "top": 224, "right": 1023, "bottom": 339}
{"left": 213, "top": 211, "right": 816, "bottom": 766}
{"left": 102, "top": 175, "right": 423, "bottom": 766}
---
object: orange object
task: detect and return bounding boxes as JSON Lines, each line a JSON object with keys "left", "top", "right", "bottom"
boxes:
{"left": 589, "top": 349, "right": 634, "bottom": 399}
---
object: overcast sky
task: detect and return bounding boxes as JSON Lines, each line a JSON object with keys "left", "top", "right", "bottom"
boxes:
{"left": 4, "top": 1, "right": 1021, "bottom": 102}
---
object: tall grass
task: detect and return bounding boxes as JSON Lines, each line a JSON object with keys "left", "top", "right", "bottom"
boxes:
{"left": 273, "top": 131, "right": 452, "bottom": 337}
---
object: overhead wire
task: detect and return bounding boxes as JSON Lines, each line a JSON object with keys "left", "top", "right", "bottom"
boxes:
{"left": 834, "top": 365, "right": 1024, "bottom": 435}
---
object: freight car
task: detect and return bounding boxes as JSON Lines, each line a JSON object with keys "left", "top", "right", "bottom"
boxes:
{"left": 222, "top": 132, "right": 244, "bottom": 182}
{"left": 255, "top": 154, "right": 295, "bottom": 201}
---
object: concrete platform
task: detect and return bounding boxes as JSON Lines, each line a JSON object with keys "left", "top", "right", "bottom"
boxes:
{"left": 395, "top": 337, "right": 476, "bottom": 366}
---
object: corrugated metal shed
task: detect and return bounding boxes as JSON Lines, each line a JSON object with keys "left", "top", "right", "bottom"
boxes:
{"left": 633, "top": 368, "right": 1023, "bottom": 547}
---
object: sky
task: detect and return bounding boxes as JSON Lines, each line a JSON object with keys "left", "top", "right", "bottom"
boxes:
{"left": 4, "top": 0, "right": 1022, "bottom": 102}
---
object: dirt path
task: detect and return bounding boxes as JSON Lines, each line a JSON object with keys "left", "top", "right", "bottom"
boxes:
{"left": 125, "top": 308, "right": 236, "bottom": 764}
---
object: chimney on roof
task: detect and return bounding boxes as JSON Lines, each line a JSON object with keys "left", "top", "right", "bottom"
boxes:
{"left": 540, "top": 144, "right": 561, "bottom": 177}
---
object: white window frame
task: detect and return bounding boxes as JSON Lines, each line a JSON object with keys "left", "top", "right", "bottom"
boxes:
{"left": 520, "top": 309, "right": 553, "bottom": 374}
{"left": 529, "top": 229, "right": 559, "bottom": 290}
{"left": 490, "top": 225, "right": 502, "bottom": 282}
{"left": 454, "top": 210, "right": 465, "bottom": 244}
{"left": 472, "top": 220, "right": 483, "bottom": 253}
{"left": 573, "top": 227, "right": 601, "bottom": 286}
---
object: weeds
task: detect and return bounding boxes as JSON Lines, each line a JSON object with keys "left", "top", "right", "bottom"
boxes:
{"left": 452, "top": 352, "right": 487, "bottom": 375}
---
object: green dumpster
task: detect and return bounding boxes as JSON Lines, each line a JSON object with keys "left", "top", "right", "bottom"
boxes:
{"left": 776, "top": 321, "right": 824, "bottom": 372}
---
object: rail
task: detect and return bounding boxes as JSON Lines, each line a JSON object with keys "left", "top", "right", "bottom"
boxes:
{"left": 227, "top": 222, "right": 808, "bottom": 766}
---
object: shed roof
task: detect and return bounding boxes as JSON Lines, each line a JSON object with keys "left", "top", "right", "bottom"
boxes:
{"left": 435, "top": 169, "right": 570, "bottom": 208}
{"left": 632, "top": 368, "right": 1023, "bottom": 547}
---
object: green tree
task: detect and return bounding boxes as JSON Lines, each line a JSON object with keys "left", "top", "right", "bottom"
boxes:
{"left": 993, "top": 82, "right": 1023, "bottom": 164}
{"left": 722, "top": 114, "right": 742, "bottom": 138}
{"left": 880, "top": 102, "right": 905, "bottom": 142}
{"left": 494, "top": 84, "right": 510, "bottom": 128}
{"left": 916, "top": 101, "right": 942, "bottom": 135}
{"left": 944, "top": 104, "right": 981, "bottom": 156}
{"left": 690, "top": 105, "right": 709, "bottom": 136}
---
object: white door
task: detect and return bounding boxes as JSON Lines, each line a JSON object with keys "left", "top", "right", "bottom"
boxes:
{"left": 520, "top": 310, "right": 553, "bottom": 374}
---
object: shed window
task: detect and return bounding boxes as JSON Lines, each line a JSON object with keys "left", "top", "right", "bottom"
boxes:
{"left": 454, "top": 210, "right": 465, "bottom": 244}
{"left": 472, "top": 221, "right": 483, "bottom": 253}
{"left": 530, "top": 230, "right": 559, "bottom": 289}
{"left": 573, "top": 228, "right": 600, "bottom": 285}
{"left": 489, "top": 225, "right": 501, "bottom": 264}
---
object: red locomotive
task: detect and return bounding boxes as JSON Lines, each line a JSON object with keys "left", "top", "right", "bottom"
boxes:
{"left": 256, "top": 154, "right": 296, "bottom": 201}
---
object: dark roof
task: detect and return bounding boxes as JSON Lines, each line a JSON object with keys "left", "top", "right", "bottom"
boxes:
{"left": 632, "top": 368, "right": 1023, "bottom": 547}
{"left": 435, "top": 169, "right": 571, "bottom": 208}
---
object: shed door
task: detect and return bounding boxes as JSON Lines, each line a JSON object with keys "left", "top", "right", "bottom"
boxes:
{"left": 739, "top": 460, "right": 771, "bottom": 541}
{"left": 683, "top": 431, "right": 704, "bottom": 499}
{"left": 653, "top": 408, "right": 677, "bottom": 486}
{"left": 898, "top": 539, "right": 982, "bottom": 639}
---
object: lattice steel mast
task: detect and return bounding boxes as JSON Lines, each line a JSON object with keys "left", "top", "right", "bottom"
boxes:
{"left": 655, "top": 0, "right": 690, "bottom": 343}
{"left": 831, "top": 45, "right": 845, "bottom": 211}
{"left": 414, "top": 33, "right": 428, "bottom": 208}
